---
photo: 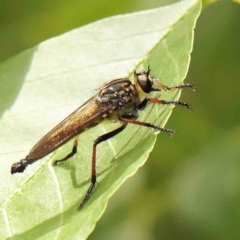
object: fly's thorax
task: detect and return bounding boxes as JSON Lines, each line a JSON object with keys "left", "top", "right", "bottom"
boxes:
{"left": 95, "top": 78, "right": 141, "bottom": 121}
{"left": 96, "top": 79, "right": 140, "bottom": 109}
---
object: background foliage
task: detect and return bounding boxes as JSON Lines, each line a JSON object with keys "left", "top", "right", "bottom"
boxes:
{"left": 0, "top": 0, "right": 239, "bottom": 239}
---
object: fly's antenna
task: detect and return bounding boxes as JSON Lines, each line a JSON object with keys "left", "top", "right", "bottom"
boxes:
{"left": 147, "top": 65, "right": 151, "bottom": 76}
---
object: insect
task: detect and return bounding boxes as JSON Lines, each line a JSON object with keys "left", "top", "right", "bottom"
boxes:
{"left": 11, "top": 66, "right": 194, "bottom": 210}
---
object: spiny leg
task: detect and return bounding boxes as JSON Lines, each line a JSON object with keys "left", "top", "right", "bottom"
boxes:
{"left": 78, "top": 123, "right": 127, "bottom": 210}
{"left": 156, "top": 82, "right": 196, "bottom": 91}
{"left": 138, "top": 98, "right": 192, "bottom": 110}
{"left": 53, "top": 137, "right": 78, "bottom": 165}
{"left": 149, "top": 80, "right": 194, "bottom": 110}
{"left": 149, "top": 98, "right": 192, "bottom": 110}
{"left": 120, "top": 117, "right": 175, "bottom": 137}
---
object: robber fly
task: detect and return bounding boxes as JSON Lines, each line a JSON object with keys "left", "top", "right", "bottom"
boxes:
{"left": 11, "top": 66, "right": 194, "bottom": 210}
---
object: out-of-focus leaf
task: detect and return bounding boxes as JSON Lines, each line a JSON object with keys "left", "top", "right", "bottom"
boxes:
{"left": 232, "top": 0, "right": 240, "bottom": 4}
{"left": 202, "top": 0, "right": 217, "bottom": 8}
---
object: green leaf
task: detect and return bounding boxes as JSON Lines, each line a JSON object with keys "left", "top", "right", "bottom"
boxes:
{"left": 0, "top": 0, "right": 201, "bottom": 239}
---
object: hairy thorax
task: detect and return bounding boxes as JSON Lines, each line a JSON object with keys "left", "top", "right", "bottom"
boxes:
{"left": 95, "top": 78, "right": 140, "bottom": 121}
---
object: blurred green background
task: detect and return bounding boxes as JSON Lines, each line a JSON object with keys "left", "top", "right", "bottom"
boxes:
{"left": 1, "top": 0, "right": 240, "bottom": 239}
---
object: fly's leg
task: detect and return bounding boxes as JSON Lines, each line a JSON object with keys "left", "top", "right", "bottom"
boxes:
{"left": 78, "top": 123, "right": 127, "bottom": 210}
{"left": 138, "top": 98, "right": 192, "bottom": 111}
{"left": 149, "top": 98, "right": 191, "bottom": 109}
{"left": 156, "top": 82, "right": 196, "bottom": 91}
{"left": 53, "top": 137, "right": 79, "bottom": 165}
{"left": 148, "top": 81, "right": 195, "bottom": 110}
{"left": 120, "top": 116, "right": 175, "bottom": 137}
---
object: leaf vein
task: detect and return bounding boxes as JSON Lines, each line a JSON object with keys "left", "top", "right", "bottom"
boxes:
{"left": 47, "top": 162, "right": 64, "bottom": 239}
{"left": 99, "top": 125, "right": 117, "bottom": 158}
{"left": 163, "top": 39, "right": 180, "bottom": 80}
{"left": 2, "top": 208, "right": 12, "bottom": 237}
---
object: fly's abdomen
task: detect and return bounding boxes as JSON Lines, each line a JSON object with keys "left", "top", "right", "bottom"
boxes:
{"left": 28, "top": 101, "right": 106, "bottom": 160}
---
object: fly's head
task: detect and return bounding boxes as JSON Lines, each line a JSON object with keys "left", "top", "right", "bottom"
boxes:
{"left": 134, "top": 66, "right": 153, "bottom": 94}
{"left": 134, "top": 66, "right": 163, "bottom": 96}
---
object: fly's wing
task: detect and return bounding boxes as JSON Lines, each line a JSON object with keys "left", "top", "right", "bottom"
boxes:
{"left": 28, "top": 96, "right": 111, "bottom": 160}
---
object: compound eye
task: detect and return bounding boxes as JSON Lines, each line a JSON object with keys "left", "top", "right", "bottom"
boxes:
{"left": 137, "top": 74, "right": 152, "bottom": 93}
